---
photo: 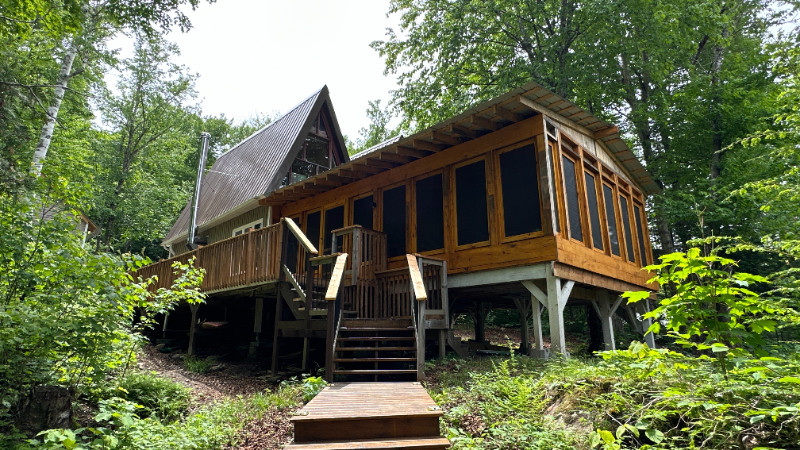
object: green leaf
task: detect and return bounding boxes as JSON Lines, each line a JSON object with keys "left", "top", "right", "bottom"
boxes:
{"left": 777, "top": 376, "right": 800, "bottom": 384}
{"left": 645, "top": 428, "right": 665, "bottom": 444}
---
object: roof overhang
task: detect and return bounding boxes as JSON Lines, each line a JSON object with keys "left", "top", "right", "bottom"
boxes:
{"left": 260, "top": 81, "right": 659, "bottom": 207}
{"left": 162, "top": 196, "right": 264, "bottom": 248}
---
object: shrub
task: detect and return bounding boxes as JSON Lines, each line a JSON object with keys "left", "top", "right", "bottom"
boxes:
{"left": 184, "top": 356, "right": 213, "bottom": 374}
{"left": 117, "top": 372, "right": 190, "bottom": 423}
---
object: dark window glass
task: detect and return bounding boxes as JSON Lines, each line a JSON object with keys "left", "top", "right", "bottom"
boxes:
{"left": 291, "top": 159, "right": 315, "bottom": 183}
{"left": 324, "top": 206, "right": 344, "bottom": 254}
{"left": 634, "top": 205, "right": 647, "bottom": 265}
{"left": 562, "top": 156, "right": 583, "bottom": 241}
{"left": 584, "top": 172, "right": 604, "bottom": 250}
{"left": 306, "top": 211, "right": 321, "bottom": 253}
{"left": 318, "top": 114, "right": 326, "bottom": 135}
{"left": 415, "top": 174, "right": 444, "bottom": 252}
{"left": 305, "top": 135, "right": 330, "bottom": 168}
{"left": 500, "top": 145, "right": 542, "bottom": 236}
{"left": 455, "top": 160, "right": 489, "bottom": 245}
{"left": 383, "top": 185, "right": 406, "bottom": 257}
{"left": 619, "top": 196, "right": 635, "bottom": 262}
{"left": 285, "top": 217, "right": 300, "bottom": 271}
{"left": 548, "top": 144, "right": 560, "bottom": 232}
{"left": 603, "top": 185, "right": 620, "bottom": 256}
{"left": 353, "top": 196, "right": 374, "bottom": 229}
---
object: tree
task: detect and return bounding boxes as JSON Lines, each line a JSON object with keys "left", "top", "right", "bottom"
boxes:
{"left": 373, "top": 0, "right": 795, "bottom": 254}
{"left": 0, "top": 0, "right": 212, "bottom": 177}
{"left": 352, "top": 99, "right": 399, "bottom": 154}
{"left": 90, "top": 34, "right": 199, "bottom": 256}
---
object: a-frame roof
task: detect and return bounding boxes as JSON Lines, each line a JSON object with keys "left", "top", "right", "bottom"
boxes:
{"left": 163, "top": 86, "right": 348, "bottom": 246}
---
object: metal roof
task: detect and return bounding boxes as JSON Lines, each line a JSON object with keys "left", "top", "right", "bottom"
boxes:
{"left": 262, "top": 81, "right": 659, "bottom": 207}
{"left": 163, "top": 86, "right": 347, "bottom": 245}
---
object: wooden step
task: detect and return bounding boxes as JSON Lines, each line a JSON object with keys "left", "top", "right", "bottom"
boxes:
{"left": 334, "top": 358, "right": 416, "bottom": 363}
{"left": 338, "top": 336, "right": 413, "bottom": 341}
{"left": 339, "top": 327, "right": 414, "bottom": 332}
{"left": 336, "top": 346, "right": 415, "bottom": 352}
{"left": 285, "top": 437, "right": 451, "bottom": 449}
{"left": 333, "top": 369, "right": 418, "bottom": 375}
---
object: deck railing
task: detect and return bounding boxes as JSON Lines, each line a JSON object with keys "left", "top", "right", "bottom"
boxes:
{"left": 136, "top": 223, "right": 283, "bottom": 293}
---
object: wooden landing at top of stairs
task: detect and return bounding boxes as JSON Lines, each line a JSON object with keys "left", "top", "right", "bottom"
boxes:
{"left": 287, "top": 382, "right": 450, "bottom": 450}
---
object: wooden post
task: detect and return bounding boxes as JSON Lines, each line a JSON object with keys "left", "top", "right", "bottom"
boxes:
{"left": 325, "top": 300, "right": 335, "bottom": 382}
{"left": 513, "top": 296, "right": 531, "bottom": 355}
{"left": 188, "top": 304, "right": 199, "bottom": 356}
{"left": 546, "top": 265, "right": 574, "bottom": 356}
{"left": 161, "top": 313, "right": 169, "bottom": 340}
{"left": 590, "top": 291, "right": 623, "bottom": 351}
{"left": 417, "top": 300, "right": 426, "bottom": 380}
{"left": 250, "top": 297, "right": 264, "bottom": 358}
{"left": 271, "top": 293, "right": 283, "bottom": 375}
{"left": 522, "top": 280, "right": 548, "bottom": 358}
{"left": 475, "top": 300, "right": 486, "bottom": 343}
{"left": 439, "top": 329, "right": 446, "bottom": 359}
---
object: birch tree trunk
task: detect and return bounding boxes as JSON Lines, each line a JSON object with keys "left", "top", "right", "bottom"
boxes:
{"left": 31, "top": 36, "right": 78, "bottom": 176}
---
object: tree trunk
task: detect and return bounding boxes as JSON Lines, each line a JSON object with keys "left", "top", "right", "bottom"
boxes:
{"left": 31, "top": 36, "right": 78, "bottom": 176}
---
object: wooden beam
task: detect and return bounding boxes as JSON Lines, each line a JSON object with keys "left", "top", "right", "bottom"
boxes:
{"left": 593, "top": 126, "right": 619, "bottom": 140}
{"left": 492, "top": 104, "right": 524, "bottom": 122}
{"left": 364, "top": 158, "right": 399, "bottom": 169}
{"left": 448, "top": 123, "right": 478, "bottom": 139}
{"left": 412, "top": 139, "right": 446, "bottom": 152}
{"left": 519, "top": 95, "right": 595, "bottom": 138}
{"left": 430, "top": 130, "right": 462, "bottom": 146}
{"left": 395, "top": 145, "right": 432, "bottom": 159}
{"left": 469, "top": 115, "right": 500, "bottom": 131}
{"left": 379, "top": 152, "right": 415, "bottom": 164}
{"left": 325, "top": 173, "right": 354, "bottom": 183}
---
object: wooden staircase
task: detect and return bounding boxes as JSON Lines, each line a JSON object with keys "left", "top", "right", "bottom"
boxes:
{"left": 286, "top": 382, "right": 450, "bottom": 449}
{"left": 333, "top": 319, "right": 418, "bottom": 381}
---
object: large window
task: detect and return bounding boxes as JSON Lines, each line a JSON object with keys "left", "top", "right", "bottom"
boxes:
{"left": 305, "top": 211, "right": 321, "bottom": 252}
{"left": 603, "top": 184, "right": 621, "bottom": 256}
{"left": 416, "top": 174, "right": 444, "bottom": 252}
{"left": 323, "top": 205, "right": 344, "bottom": 254}
{"left": 455, "top": 160, "right": 489, "bottom": 246}
{"left": 619, "top": 195, "right": 635, "bottom": 262}
{"left": 634, "top": 204, "right": 648, "bottom": 265}
{"left": 499, "top": 144, "right": 542, "bottom": 237}
{"left": 352, "top": 195, "right": 374, "bottom": 229}
{"left": 562, "top": 155, "right": 583, "bottom": 241}
{"left": 281, "top": 111, "right": 342, "bottom": 186}
{"left": 584, "top": 171, "right": 604, "bottom": 250}
{"left": 383, "top": 185, "right": 406, "bottom": 257}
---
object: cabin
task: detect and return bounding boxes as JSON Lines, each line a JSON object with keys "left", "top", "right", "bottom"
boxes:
{"left": 138, "top": 83, "right": 658, "bottom": 381}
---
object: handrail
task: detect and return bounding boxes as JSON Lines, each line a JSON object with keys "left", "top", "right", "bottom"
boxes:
{"left": 406, "top": 254, "right": 428, "bottom": 302}
{"left": 325, "top": 253, "right": 348, "bottom": 301}
{"left": 283, "top": 217, "right": 318, "bottom": 255}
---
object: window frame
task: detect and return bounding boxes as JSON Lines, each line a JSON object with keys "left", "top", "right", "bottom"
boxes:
{"left": 452, "top": 155, "right": 492, "bottom": 250}
{"left": 494, "top": 140, "right": 546, "bottom": 243}
{"left": 231, "top": 219, "right": 263, "bottom": 237}
{"left": 412, "top": 170, "right": 446, "bottom": 254}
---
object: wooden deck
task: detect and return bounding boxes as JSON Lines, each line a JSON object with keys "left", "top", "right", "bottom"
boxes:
{"left": 288, "top": 382, "right": 450, "bottom": 449}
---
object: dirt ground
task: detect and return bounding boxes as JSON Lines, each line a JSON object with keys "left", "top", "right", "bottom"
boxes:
{"left": 136, "top": 346, "right": 294, "bottom": 448}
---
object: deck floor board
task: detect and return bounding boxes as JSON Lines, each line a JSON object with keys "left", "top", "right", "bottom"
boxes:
{"left": 293, "top": 382, "right": 442, "bottom": 422}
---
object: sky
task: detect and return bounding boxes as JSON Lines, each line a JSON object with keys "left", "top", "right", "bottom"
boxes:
{"left": 160, "top": 0, "right": 400, "bottom": 140}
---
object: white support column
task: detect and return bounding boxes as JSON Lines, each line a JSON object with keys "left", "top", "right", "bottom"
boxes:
{"left": 590, "top": 291, "right": 624, "bottom": 351}
{"left": 522, "top": 280, "right": 548, "bottom": 358}
{"left": 545, "top": 265, "right": 573, "bottom": 356}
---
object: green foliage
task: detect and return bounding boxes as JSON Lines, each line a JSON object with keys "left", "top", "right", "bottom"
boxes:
{"left": 183, "top": 356, "right": 213, "bottom": 374}
{"left": 300, "top": 376, "right": 327, "bottom": 402}
{"left": 0, "top": 186, "right": 204, "bottom": 432}
{"left": 430, "top": 355, "right": 582, "bottom": 449}
{"left": 30, "top": 378, "right": 304, "bottom": 449}
{"left": 351, "top": 99, "right": 399, "bottom": 154}
{"left": 116, "top": 372, "right": 190, "bottom": 423}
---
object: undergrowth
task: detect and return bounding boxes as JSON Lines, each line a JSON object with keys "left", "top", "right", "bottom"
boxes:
{"left": 20, "top": 375, "right": 311, "bottom": 449}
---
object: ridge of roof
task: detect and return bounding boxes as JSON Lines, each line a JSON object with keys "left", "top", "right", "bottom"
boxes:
{"left": 215, "top": 86, "right": 327, "bottom": 161}
{"left": 162, "top": 86, "right": 332, "bottom": 246}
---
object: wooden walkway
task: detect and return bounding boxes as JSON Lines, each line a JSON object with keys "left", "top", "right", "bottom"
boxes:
{"left": 287, "top": 382, "right": 450, "bottom": 449}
